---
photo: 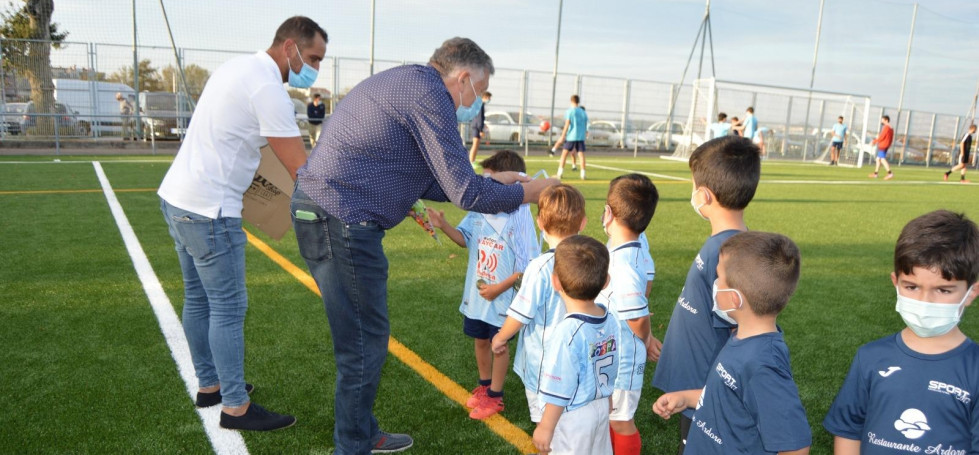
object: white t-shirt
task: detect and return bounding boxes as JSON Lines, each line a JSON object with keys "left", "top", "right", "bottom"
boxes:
{"left": 158, "top": 51, "right": 300, "bottom": 218}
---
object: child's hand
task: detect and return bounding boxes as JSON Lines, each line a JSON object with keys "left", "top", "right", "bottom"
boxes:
{"left": 425, "top": 208, "right": 446, "bottom": 230}
{"left": 653, "top": 393, "right": 687, "bottom": 420}
{"left": 646, "top": 335, "right": 663, "bottom": 362}
{"left": 490, "top": 333, "right": 507, "bottom": 354}
{"left": 478, "top": 281, "right": 507, "bottom": 301}
{"left": 532, "top": 425, "right": 554, "bottom": 454}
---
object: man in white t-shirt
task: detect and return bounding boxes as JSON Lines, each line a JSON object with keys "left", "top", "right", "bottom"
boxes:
{"left": 157, "top": 16, "right": 326, "bottom": 432}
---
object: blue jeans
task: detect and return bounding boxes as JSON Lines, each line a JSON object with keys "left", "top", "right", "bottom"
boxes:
{"left": 160, "top": 198, "right": 249, "bottom": 408}
{"left": 292, "top": 186, "right": 389, "bottom": 455}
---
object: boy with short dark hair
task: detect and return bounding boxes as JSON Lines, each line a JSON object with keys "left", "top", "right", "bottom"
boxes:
{"left": 654, "top": 231, "right": 811, "bottom": 455}
{"left": 944, "top": 123, "right": 975, "bottom": 183}
{"left": 652, "top": 135, "right": 762, "bottom": 454}
{"left": 427, "top": 150, "right": 539, "bottom": 420}
{"left": 534, "top": 235, "right": 620, "bottom": 455}
{"left": 830, "top": 115, "right": 847, "bottom": 166}
{"left": 823, "top": 210, "right": 979, "bottom": 454}
{"left": 597, "top": 174, "right": 661, "bottom": 455}
{"left": 491, "top": 184, "right": 587, "bottom": 424}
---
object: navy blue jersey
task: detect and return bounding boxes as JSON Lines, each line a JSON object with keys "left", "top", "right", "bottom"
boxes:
{"left": 687, "top": 331, "right": 811, "bottom": 454}
{"left": 823, "top": 333, "right": 979, "bottom": 454}
{"left": 652, "top": 229, "right": 740, "bottom": 418}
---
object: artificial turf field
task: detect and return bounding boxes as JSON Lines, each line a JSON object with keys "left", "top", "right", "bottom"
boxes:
{"left": 1, "top": 153, "right": 977, "bottom": 454}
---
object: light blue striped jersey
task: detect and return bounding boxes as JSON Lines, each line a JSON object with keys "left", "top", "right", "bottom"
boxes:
{"left": 457, "top": 205, "right": 540, "bottom": 327}
{"left": 596, "top": 240, "right": 652, "bottom": 391}
{"left": 539, "top": 305, "right": 619, "bottom": 412}
{"left": 508, "top": 250, "right": 565, "bottom": 393}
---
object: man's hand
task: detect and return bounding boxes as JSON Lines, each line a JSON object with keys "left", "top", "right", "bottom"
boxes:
{"left": 521, "top": 177, "right": 560, "bottom": 204}
{"left": 489, "top": 171, "right": 531, "bottom": 185}
{"left": 426, "top": 208, "right": 447, "bottom": 230}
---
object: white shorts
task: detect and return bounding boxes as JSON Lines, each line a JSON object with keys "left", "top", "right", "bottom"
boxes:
{"left": 549, "top": 399, "right": 612, "bottom": 455}
{"left": 526, "top": 388, "right": 544, "bottom": 423}
{"left": 609, "top": 389, "right": 641, "bottom": 421}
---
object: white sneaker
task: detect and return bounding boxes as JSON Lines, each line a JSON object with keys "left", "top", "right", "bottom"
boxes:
{"left": 571, "top": 164, "right": 577, "bottom": 171}
{"left": 556, "top": 169, "right": 563, "bottom": 179}
{"left": 580, "top": 170, "right": 586, "bottom": 180}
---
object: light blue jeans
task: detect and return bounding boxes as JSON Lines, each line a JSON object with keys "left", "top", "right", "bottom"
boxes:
{"left": 160, "top": 198, "right": 249, "bottom": 408}
{"left": 292, "top": 186, "right": 389, "bottom": 455}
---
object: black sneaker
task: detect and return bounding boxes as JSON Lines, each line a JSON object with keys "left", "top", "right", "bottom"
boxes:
{"left": 372, "top": 431, "right": 413, "bottom": 453}
{"left": 196, "top": 383, "right": 254, "bottom": 408}
{"left": 219, "top": 403, "right": 295, "bottom": 431}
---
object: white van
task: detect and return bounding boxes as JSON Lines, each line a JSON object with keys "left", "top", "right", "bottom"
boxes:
{"left": 53, "top": 79, "right": 135, "bottom": 136}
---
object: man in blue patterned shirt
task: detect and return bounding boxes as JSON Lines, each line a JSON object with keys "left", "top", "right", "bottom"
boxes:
{"left": 292, "top": 37, "right": 557, "bottom": 454}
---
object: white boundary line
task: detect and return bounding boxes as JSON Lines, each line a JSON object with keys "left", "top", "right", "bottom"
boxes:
{"left": 92, "top": 161, "right": 249, "bottom": 455}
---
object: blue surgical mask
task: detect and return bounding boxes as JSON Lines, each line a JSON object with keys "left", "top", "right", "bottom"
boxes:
{"left": 456, "top": 77, "right": 482, "bottom": 123}
{"left": 288, "top": 43, "right": 318, "bottom": 88}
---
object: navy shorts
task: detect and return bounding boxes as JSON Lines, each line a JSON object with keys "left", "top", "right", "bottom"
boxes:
{"left": 472, "top": 127, "right": 483, "bottom": 139}
{"left": 563, "top": 140, "right": 586, "bottom": 152}
{"left": 831, "top": 141, "right": 843, "bottom": 151}
{"left": 463, "top": 316, "right": 501, "bottom": 340}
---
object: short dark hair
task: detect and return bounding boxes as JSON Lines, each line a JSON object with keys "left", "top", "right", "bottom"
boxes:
{"left": 480, "top": 150, "right": 525, "bottom": 173}
{"left": 720, "top": 231, "right": 801, "bottom": 316}
{"left": 969, "top": 124, "right": 977, "bottom": 130}
{"left": 554, "top": 235, "right": 610, "bottom": 301}
{"left": 607, "top": 174, "right": 658, "bottom": 234}
{"left": 731, "top": 116, "right": 739, "bottom": 122}
{"left": 538, "top": 184, "right": 585, "bottom": 237}
{"left": 571, "top": 95, "right": 580, "bottom": 104}
{"left": 882, "top": 115, "right": 890, "bottom": 122}
{"left": 272, "top": 16, "right": 328, "bottom": 48}
{"left": 428, "top": 37, "right": 495, "bottom": 78}
{"left": 746, "top": 107, "right": 754, "bottom": 114}
{"left": 313, "top": 93, "right": 322, "bottom": 99}
{"left": 717, "top": 113, "right": 727, "bottom": 122}
{"left": 483, "top": 91, "right": 492, "bottom": 98}
{"left": 838, "top": 116, "right": 844, "bottom": 120}
{"left": 894, "top": 210, "right": 979, "bottom": 285}
{"left": 689, "top": 136, "right": 761, "bottom": 210}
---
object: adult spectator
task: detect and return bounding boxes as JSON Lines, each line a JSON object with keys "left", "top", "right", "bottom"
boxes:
{"left": 156, "top": 16, "right": 327, "bottom": 431}
{"left": 291, "top": 37, "right": 558, "bottom": 454}
{"left": 307, "top": 93, "right": 326, "bottom": 149}
{"left": 116, "top": 92, "right": 135, "bottom": 140}
{"left": 468, "top": 91, "right": 491, "bottom": 165}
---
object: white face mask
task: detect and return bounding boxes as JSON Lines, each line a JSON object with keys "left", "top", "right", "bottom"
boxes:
{"left": 712, "top": 279, "right": 743, "bottom": 325}
{"left": 690, "top": 188, "right": 708, "bottom": 221}
{"left": 895, "top": 286, "right": 972, "bottom": 338}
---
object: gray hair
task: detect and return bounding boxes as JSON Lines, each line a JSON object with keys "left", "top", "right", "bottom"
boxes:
{"left": 428, "top": 37, "right": 495, "bottom": 79}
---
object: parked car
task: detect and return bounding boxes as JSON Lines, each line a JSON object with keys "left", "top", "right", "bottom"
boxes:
{"left": 638, "top": 120, "right": 686, "bottom": 149}
{"left": 1, "top": 103, "right": 26, "bottom": 136}
{"left": 53, "top": 79, "right": 135, "bottom": 136}
{"left": 139, "top": 92, "right": 194, "bottom": 140}
{"left": 483, "top": 111, "right": 558, "bottom": 143}
{"left": 21, "top": 101, "right": 81, "bottom": 135}
{"left": 291, "top": 98, "right": 311, "bottom": 140}
{"left": 587, "top": 120, "right": 654, "bottom": 149}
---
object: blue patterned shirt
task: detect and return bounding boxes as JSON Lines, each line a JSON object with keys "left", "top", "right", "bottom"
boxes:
{"left": 297, "top": 64, "right": 524, "bottom": 229}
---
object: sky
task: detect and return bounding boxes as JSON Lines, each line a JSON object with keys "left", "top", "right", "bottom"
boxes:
{"left": 46, "top": 0, "right": 979, "bottom": 116}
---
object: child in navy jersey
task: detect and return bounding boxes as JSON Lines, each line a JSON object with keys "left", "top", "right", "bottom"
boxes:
{"left": 824, "top": 210, "right": 979, "bottom": 454}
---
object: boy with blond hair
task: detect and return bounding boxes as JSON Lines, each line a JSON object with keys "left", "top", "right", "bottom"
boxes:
{"left": 428, "top": 150, "right": 540, "bottom": 420}
{"left": 533, "top": 235, "right": 620, "bottom": 455}
{"left": 654, "top": 231, "right": 811, "bottom": 455}
{"left": 491, "top": 184, "right": 587, "bottom": 423}
{"left": 652, "top": 135, "right": 761, "bottom": 454}
{"left": 597, "top": 173, "right": 662, "bottom": 455}
{"left": 824, "top": 210, "right": 979, "bottom": 453}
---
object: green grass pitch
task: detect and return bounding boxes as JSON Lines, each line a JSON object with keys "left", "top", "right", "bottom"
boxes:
{"left": 0, "top": 154, "right": 976, "bottom": 454}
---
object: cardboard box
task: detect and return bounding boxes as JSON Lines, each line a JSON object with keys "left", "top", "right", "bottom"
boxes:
{"left": 241, "top": 145, "right": 294, "bottom": 240}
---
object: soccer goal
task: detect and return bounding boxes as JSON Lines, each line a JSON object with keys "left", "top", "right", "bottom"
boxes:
{"left": 667, "top": 78, "right": 873, "bottom": 167}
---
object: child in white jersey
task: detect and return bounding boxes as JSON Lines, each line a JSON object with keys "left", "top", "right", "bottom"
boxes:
{"left": 491, "top": 184, "right": 587, "bottom": 423}
{"left": 534, "top": 235, "right": 619, "bottom": 455}
{"left": 428, "top": 150, "right": 540, "bottom": 420}
{"left": 597, "top": 173, "right": 661, "bottom": 455}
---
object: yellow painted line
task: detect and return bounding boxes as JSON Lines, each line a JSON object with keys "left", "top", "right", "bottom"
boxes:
{"left": 243, "top": 229, "right": 536, "bottom": 454}
{"left": 0, "top": 188, "right": 157, "bottom": 195}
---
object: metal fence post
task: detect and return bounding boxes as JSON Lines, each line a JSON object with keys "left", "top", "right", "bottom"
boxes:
{"left": 332, "top": 57, "right": 340, "bottom": 114}
{"left": 924, "top": 113, "right": 936, "bottom": 167}
{"left": 665, "top": 83, "right": 675, "bottom": 149}
{"left": 899, "top": 110, "right": 911, "bottom": 165}
{"left": 519, "top": 70, "right": 528, "bottom": 147}
{"left": 950, "top": 117, "right": 961, "bottom": 167}
{"left": 0, "top": 37, "right": 6, "bottom": 136}
{"left": 782, "top": 97, "right": 792, "bottom": 157}
{"left": 621, "top": 79, "right": 630, "bottom": 150}
{"left": 814, "top": 99, "right": 825, "bottom": 161}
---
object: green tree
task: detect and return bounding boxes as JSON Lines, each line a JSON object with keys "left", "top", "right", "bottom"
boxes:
{"left": 160, "top": 63, "right": 210, "bottom": 100}
{"left": 107, "top": 59, "right": 163, "bottom": 92}
{"left": 0, "top": 0, "right": 68, "bottom": 131}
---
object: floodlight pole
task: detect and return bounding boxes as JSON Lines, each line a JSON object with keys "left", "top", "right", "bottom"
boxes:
{"left": 801, "top": 0, "right": 825, "bottom": 161}
{"left": 548, "top": 0, "right": 564, "bottom": 147}
{"left": 896, "top": 2, "right": 917, "bottom": 164}
{"left": 369, "top": 0, "right": 376, "bottom": 76}
{"left": 132, "top": 0, "right": 143, "bottom": 138}
{"left": 665, "top": 0, "right": 714, "bottom": 152}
